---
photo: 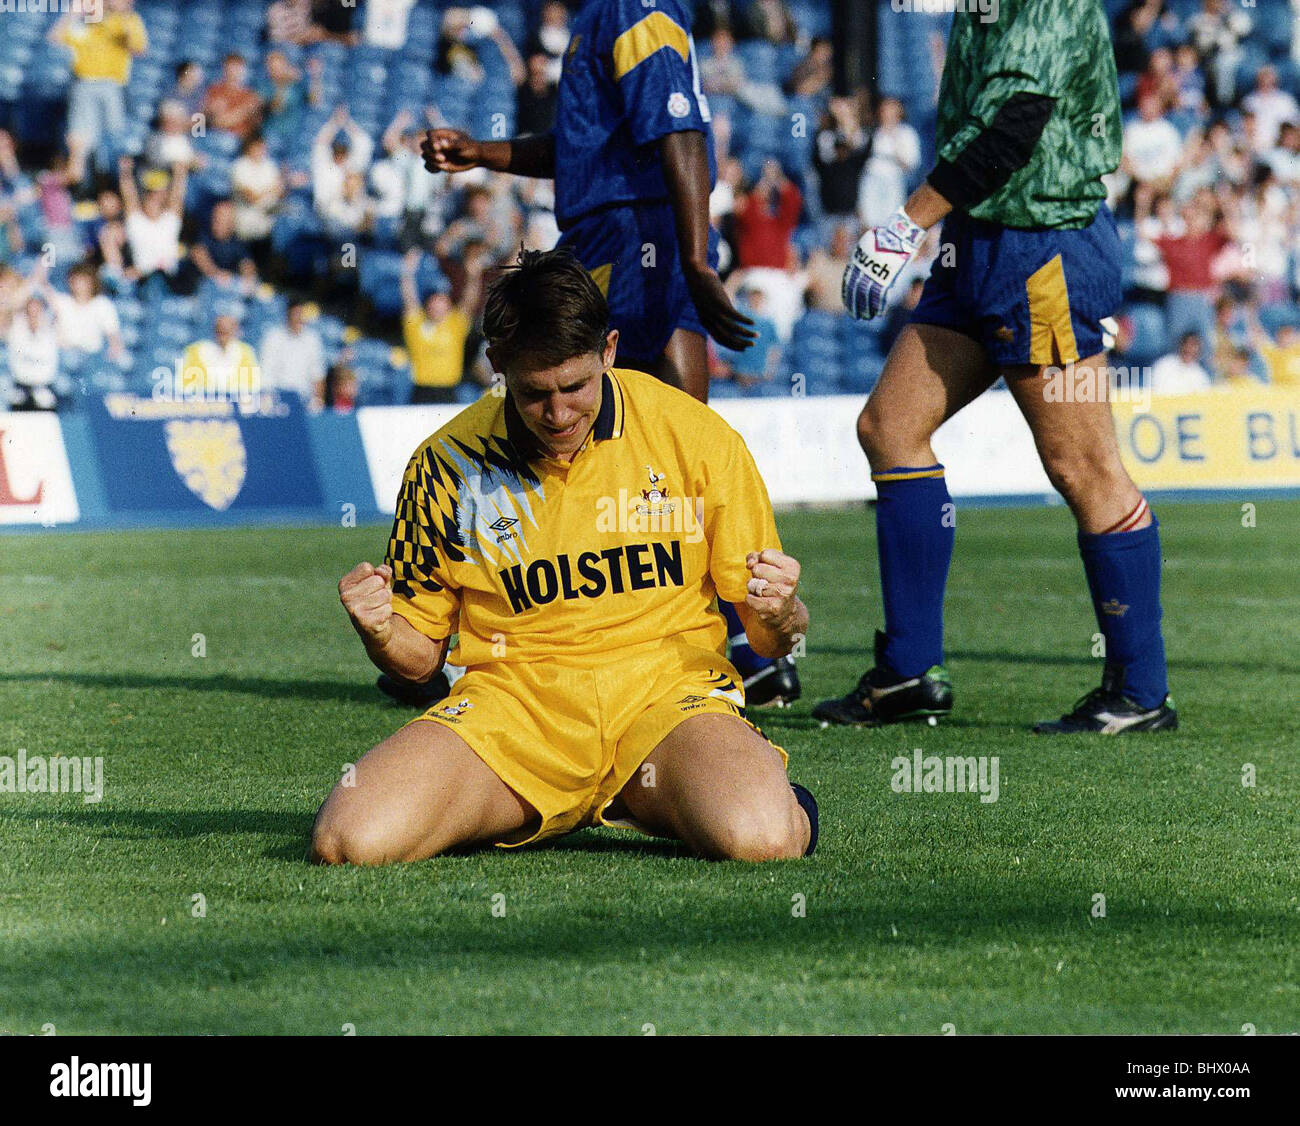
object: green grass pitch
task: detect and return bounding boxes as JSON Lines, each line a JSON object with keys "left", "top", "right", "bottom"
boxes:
{"left": 1, "top": 500, "right": 1296, "bottom": 1035}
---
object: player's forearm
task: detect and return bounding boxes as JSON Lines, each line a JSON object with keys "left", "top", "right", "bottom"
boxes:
{"left": 479, "top": 134, "right": 556, "bottom": 178}
{"left": 659, "top": 130, "right": 713, "bottom": 271}
{"left": 902, "top": 181, "right": 953, "bottom": 231}
{"left": 926, "top": 92, "right": 1054, "bottom": 218}
{"left": 359, "top": 612, "right": 446, "bottom": 683}
{"left": 746, "top": 596, "right": 809, "bottom": 660}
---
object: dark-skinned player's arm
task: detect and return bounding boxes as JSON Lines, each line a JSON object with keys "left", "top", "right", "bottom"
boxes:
{"left": 660, "top": 129, "right": 757, "bottom": 352}
{"left": 420, "top": 128, "right": 556, "bottom": 179}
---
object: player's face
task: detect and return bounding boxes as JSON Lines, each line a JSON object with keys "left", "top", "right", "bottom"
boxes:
{"left": 506, "top": 331, "right": 618, "bottom": 461}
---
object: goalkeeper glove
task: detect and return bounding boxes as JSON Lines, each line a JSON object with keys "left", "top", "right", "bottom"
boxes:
{"left": 841, "top": 208, "right": 927, "bottom": 321}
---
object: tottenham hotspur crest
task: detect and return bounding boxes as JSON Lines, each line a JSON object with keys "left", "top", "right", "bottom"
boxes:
{"left": 637, "top": 466, "right": 676, "bottom": 516}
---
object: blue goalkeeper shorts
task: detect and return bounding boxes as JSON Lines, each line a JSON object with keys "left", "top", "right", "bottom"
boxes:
{"left": 910, "top": 204, "right": 1122, "bottom": 366}
{"left": 558, "top": 202, "right": 720, "bottom": 367}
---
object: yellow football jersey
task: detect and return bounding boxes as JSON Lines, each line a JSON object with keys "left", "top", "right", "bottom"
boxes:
{"left": 385, "top": 366, "right": 781, "bottom": 666}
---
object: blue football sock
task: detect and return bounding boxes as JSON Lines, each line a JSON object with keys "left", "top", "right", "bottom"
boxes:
{"left": 1078, "top": 518, "right": 1169, "bottom": 709}
{"left": 873, "top": 465, "right": 954, "bottom": 678}
{"left": 721, "top": 599, "right": 772, "bottom": 677}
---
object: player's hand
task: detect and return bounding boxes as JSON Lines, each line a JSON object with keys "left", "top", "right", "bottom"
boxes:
{"left": 842, "top": 207, "right": 926, "bottom": 320}
{"left": 683, "top": 262, "right": 757, "bottom": 352}
{"left": 421, "top": 128, "right": 483, "bottom": 174}
{"left": 339, "top": 562, "right": 394, "bottom": 648}
{"left": 744, "top": 549, "right": 803, "bottom": 634}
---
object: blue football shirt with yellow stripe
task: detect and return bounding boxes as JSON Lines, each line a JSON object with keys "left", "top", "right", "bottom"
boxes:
{"left": 554, "top": 0, "right": 715, "bottom": 229}
{"left": 550, "top": 1, "right": 721, "bottom": 363}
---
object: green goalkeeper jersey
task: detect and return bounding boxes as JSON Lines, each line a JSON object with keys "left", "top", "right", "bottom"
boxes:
{"left": 934, "top": 0, "right": 1121, "bottom": 230}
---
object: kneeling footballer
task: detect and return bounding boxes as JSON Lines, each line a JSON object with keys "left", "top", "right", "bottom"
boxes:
{"left": 311, "top": 249, "right": 816, "bottom": 864}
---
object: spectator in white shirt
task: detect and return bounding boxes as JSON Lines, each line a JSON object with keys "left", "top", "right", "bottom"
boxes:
{"left": 311, "top": 108, "right": 374, "bottom": 221}
{"left": 47, "top": 262, "right": 126, "bottom": 363}
{"left": 146, "top": 99, "right": 200, "bottom": 169}
{"left": 1268, "top": 120, "right": 1300, "bottom": 185}
{"left": 119, "top": 156, "right": 187, "bottom": 296}
{"left": 378, "top": 108, "right": 450, "bottom": 248}
{"left": 259, "top": 299, "right": 326, "bottom": 405}
{"left": 321, "top": 169, "right": 374, "bottom": 240}
{"left": 1242, "top": 66, "right": 1300, "bottom": 153}
{"left": 1150, "top": 332, "right": 1213, "bottom": 396}
{"left": 231, "top": 133, "right": 284, "bottom": 264}
{"left": 7, "top": 296, "right": 60, "bottom": 410}
{"left": 858, "top": 96, "right": 921, "bottom": 229}
{"left": 364, "top": 0, "right": 415, "bottom": 50}
{"left": 1120, "top": 94, "right": 1183, "bottom": 194}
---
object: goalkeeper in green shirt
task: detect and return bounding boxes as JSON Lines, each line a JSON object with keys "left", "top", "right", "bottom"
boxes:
{"left": 823, "top": 0, "right": 1176, "bottom": 735}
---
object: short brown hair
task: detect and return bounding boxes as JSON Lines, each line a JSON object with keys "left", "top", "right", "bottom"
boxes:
{"left": 483, "top": 247, "right": 609, "bottom": 371}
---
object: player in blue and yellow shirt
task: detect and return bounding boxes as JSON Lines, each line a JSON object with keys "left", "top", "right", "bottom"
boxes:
{"left": 421, "top": 0, "right": 799, "bottom": 709}
{"left": 311, "top": 250, "right": 817, "bottom": 864}
{"left": 421, "top": 0, "right": 754, "bottom": 402}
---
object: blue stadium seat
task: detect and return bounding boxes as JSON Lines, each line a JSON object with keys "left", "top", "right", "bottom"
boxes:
{"left": 358, "top": 250, "right": 409, "bottom": 318}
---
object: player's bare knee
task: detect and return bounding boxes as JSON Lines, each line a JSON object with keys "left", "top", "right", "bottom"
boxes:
{"left": 706, "top": 802, "right": 805, "bottom": 862}
{"left": 1042, "top": 448, "right": 1129, "bottom": 509}
{"left": 856, "top": 402, "right": 895, "bottom": 466}
{"left": 857, "top": 399, "right": 931, "bottom": 470}
{"left": 311, "top": 818, "right": 400, "bottom": 866}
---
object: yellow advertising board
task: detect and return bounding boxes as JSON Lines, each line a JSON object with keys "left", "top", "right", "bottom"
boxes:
{"left": 1113, "top": 387, "right": 1300, "bottom": 491}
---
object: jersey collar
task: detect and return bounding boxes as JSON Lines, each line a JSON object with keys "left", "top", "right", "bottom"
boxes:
{"left": 503, "top": 370, "right": 625, "bottom": 461}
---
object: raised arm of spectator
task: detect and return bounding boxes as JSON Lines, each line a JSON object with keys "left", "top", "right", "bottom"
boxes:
{"left": 166, "top": 163, "right": 189, "bottom": 216}
{"left": 118, "top": 156, "right": 141, "bottom": 214}
{"left": 305, "top": 56, "right": 324, "bottom": 107}
{"left": 400, "top": 247, "right": 422, "bottom": 314}
{"left": 492, "top": 26, "right": 526, "bottom": 88}
{"left": 383, "top": 109, "right": 414, "bottom": 156}
{"left": 122, "top": 10, "right": 148, "bottom": 57}
{"left": 314, "top": 107, "right": 345, "bottom": 158}
{"left": 457, "top": 244, "right": 487, "bottom": 318}
{"left": 342, "top": 116, "right": 374, "bottom": 167}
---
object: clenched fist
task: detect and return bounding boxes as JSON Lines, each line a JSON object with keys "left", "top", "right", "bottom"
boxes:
{"left": 421, "top": 128, "right": 483, "bottom": 174}
{"left": 340, "top": 562, "right": 394, "bottom": 648}
{"left": 744, "top": 549, "right": 804, "bottom": 636}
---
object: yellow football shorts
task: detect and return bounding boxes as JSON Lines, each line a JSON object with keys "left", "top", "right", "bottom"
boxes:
{"left": 408, "top": 638, "right": 787, "bottom": 847}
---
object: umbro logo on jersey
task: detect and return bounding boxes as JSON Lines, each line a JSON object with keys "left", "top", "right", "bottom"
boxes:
{"left": 489, "top": 516, "right": 520, "bottom": 543}
{"left": 678, "top": 694, "right": 706, "bottom": 704}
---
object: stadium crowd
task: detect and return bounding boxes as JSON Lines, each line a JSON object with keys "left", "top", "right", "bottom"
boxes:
{"left": 1, "top": 0, "right": 1299, "bottom": 411}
